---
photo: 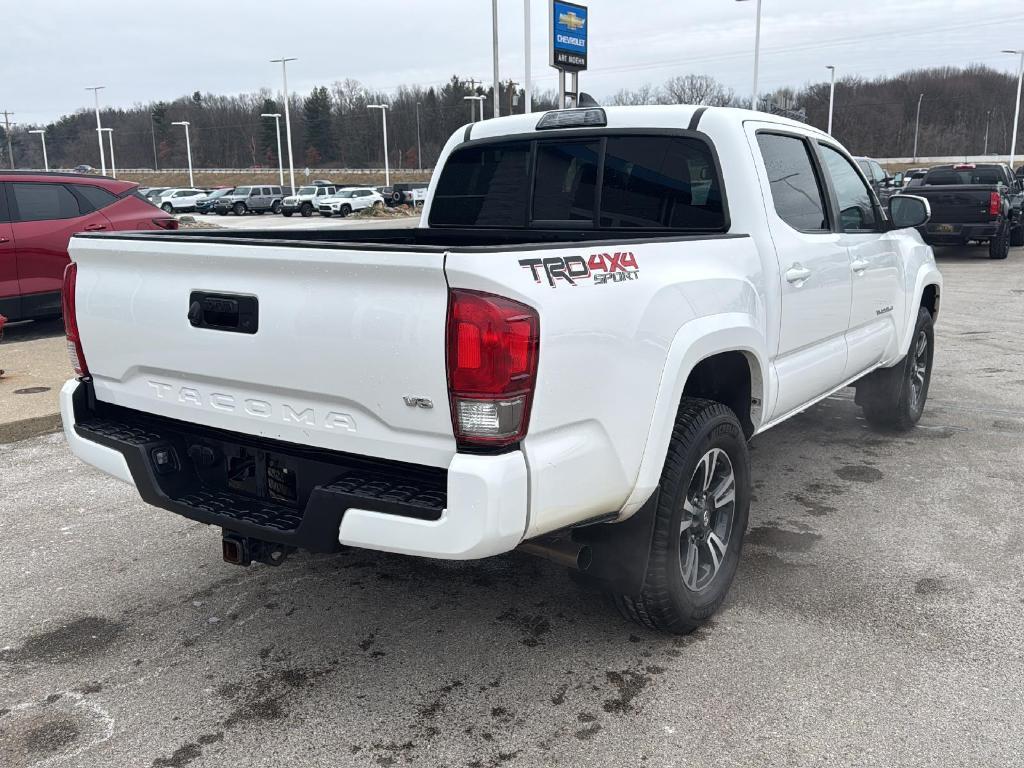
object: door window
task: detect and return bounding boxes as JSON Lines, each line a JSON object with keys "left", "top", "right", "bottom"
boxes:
{"left": 10, "top": 182, "right": 82, "bottom": 222}
{"left": 819, "top": 144, "right": 879, "bottom": 232}
{"left": 0, "top": 183, "right": 9, "bottom": 222}
{"left": 756, "top": 133, "right": 829, "bottom": 232}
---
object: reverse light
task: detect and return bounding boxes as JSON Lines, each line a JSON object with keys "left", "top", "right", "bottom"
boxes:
{"left": 446, "top": 289, "right": 539, "bottom": 449}
{"left": 62, "top": 263, "right": 90, "bottom": 377}
{"left": 989, "top": 192, "right": 1001, "bottom": 217}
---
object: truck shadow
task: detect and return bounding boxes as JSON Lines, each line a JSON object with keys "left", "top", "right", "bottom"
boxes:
{"left": 1, "top": 316, "right": 65, "bottom": 343}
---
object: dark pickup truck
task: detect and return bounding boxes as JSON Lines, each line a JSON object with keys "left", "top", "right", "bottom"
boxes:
{"left": 910, "top": 163, "right": 1024, "bottom": 259}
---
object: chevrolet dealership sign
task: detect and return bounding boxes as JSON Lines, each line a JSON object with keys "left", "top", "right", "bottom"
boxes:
{"left": 550, "top": 1, "right": 588, "bottom": 71}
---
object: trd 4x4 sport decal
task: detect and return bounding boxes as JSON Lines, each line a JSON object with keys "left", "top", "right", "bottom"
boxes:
{"left": 519, "top": 252, "right": 639, "bottom": 287}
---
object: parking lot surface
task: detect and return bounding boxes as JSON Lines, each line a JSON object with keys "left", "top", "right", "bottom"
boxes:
{"left": 1, "top": 245, "right": 1023, "bottom": 767}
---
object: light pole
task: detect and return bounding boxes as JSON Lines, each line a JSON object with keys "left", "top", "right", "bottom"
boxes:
{"left": 524, "top": 0, "right": 532, "bottom": 113}
{"left": 415, "top": 102, "right": 423, "bottom": 172}
{"left": 1003, "top": 49, "right": 1024, "bottom": 168}
{"left": 100, "top": 128, "right": 116, "bottom": 178}
{"left": 29, "top": 129, "right": 48, "bottom": 171}
{"left": 913, "top": 93, "right": 924, "bottom": 162}
{"left": 984, "top": 109, "right": 992, "bottom": 155}
{"left": 492, "top": 0, "right": 500, "bottom": 118}
{"left": 261, "top": 112, "right": 284, "bottom": 186}
{"left": 464, "top": 95, "right": 485, "bottom": 122}
{"left": 368, "top": 104, "right": 390, "bottom": 187}
{"left": 825, "top": 65, "right": 836, "bottom": 135}
{"left": 172, "top": 121, "right": 194, "bottom": 187}
{"left": 271, "top": 57, "right": 298, "bottom": 193}
{"left": 150, "top": 113, "right": 159, "bottom": 170}
{"left": 737, "top": 0, "right": 763, "bottom": 111}
{"left": 85, "top": 86, "right": 106, "bottom": 175}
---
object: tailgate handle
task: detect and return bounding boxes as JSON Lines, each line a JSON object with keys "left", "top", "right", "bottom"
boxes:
{"left": 188, "top": 291, "right": 259, "bottom": 334}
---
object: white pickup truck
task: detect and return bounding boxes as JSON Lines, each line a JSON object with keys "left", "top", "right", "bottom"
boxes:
{"left": 60, "top": 106, "right": 941, "bottom": 634}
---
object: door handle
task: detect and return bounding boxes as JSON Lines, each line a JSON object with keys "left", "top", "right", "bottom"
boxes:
{"left": 83, "top": 223, "right": 108, "bottom": 231}
{"left": 851, "top": 259, "right": 870, "bottom": 273}
{"left": 785, "top": 265, "right": 812, "bottom": 284}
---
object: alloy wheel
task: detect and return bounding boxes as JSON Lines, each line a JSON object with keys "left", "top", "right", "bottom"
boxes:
{"left": 679, "top": 448, "right": 737, "bottom": 592}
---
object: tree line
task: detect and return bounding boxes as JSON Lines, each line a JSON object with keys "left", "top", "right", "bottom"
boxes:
{"left": 1, "top": 65, "right": 1021, "bottom": 171}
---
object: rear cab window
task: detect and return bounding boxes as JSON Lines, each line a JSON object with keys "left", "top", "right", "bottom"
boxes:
{"left": 429, "top": 133, "right": 727, "bottom": 232}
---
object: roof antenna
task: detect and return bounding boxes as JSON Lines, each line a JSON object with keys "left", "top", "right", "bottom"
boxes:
{"left": 577, "top": 93, "right": 601, "bottom": 108}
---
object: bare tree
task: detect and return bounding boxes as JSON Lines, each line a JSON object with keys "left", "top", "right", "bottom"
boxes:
{"left": 660, "top": 74, "right": 735, "bottom": 107}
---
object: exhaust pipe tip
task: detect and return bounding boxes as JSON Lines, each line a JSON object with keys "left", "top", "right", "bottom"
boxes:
{"left": 518, "top": 539, "right": 592, "bottom": 572}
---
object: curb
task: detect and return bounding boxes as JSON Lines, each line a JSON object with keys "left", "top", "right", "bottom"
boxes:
{"left": 0, "top": 413, "right": 63, "bottom": 445}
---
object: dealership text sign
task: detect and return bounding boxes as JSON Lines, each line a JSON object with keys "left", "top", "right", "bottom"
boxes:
{"left": 550, "top": 1, "right": 588, "bottom": 71}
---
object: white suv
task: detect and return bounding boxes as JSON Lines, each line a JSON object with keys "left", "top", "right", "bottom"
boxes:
{"left": 318, "top": 187, "right": 385, "bottom": 218}
{"left": 158, "top": 189, "right": 207, "bottom": 213}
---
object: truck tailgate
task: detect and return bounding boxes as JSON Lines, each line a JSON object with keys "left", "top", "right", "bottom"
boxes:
{"left": 914, "top": 187, "right": 994, "bottom": 224}
{"left": 70, "top": 236, "right": 456, "bottom": 468}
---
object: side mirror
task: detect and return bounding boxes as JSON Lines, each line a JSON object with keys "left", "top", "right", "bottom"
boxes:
{"left": 890, "top": 195, "right": 930, "bottom": 229}
{"left": 891, "top": 173, "right": 904, "bottom": 187}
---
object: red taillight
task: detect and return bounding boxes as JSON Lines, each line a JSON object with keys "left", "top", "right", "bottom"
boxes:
{"left": 62, "top": 263, "right": 89, "bottom": 377}
{"left": 446, "top": 289, "right": 539, "bottom": 448}
{"left": 153, "top": 218, "right": 179, "bottom": 230}
{"left": 989, "top": 192, "right": 1001, "bottom": 217}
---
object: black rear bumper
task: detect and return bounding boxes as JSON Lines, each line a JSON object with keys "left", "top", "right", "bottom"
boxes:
{"left": 919, "top": 221, "right": 1001, "bottom": 244}
{"left": 70, "top": 383, "right": 447, "bottom": 553}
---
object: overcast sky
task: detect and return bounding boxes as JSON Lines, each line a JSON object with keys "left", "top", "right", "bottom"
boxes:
{"left": 4, "top": 0, "right": 1023, "bottom": 125}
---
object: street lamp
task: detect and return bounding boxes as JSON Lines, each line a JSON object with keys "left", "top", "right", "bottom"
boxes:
{"left": 29, "top": 129, "right": 48, "bottom": 172}
{"left": 368, "top": 104, "right": 390, "bottom": 187}
{"left": 913, "top": 93, "right": 924, "bottom": 162}
{"left": 736, "top": 0, "right": 763, "bottom": 111}
{"left": 415, "top": 102, "right": 423, "bottom": 172}
{"left": 261, "top": 113, "right": 284, "bottom": 186}
{"left": 464, "top": 95, "right": 485, "bottom": 122}
{"left": 524, "top": 0, "right": 532, "bottom": 113}
{"left": 270, "top": 57, "right": 298, "bottom": 193}
{"left": 825, "top": 65, "right": 836, "bottom": 135}
{"left": 171, "top": 121, "right": 194, "bottom": 187}
{"left": 1003, "top": 50, "right": 1024, "bottom": 168}
{"left": 100, "top": 127, "right": 116, "bottom": 179}
{"left": 492, "top": 0, "right": 501, "bottom": 118}
{"left": 85, "top": 86, "right": 106, "bottom": 176}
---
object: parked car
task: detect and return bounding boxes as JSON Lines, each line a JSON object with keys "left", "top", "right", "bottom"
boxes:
{"left": 281, "top": 185, "right": 336, "bottom": 217}
{"left": 60, "top": 105, "right": 941, "bottom": 635}
{"left": 144, "top": 187, "right": 171, "bottom": 203}
{"left": 71, "top": 165, "right": 94, "bottom": 174}
{"left": 1016, "top": 165, "right": 1024, "bottom": 180}
{"left": 318, "top": 187, "right": 385, "bottom": 217}
{"left": 908, "top": 163, "right": 1024, "bottom": 258}
{"left": 853, "top": 156, "right": 899, "bottom": 203}
{"left": 213, "top": 185, "right": 284, "bottom": 216}
{"left": 384, "top": 182, "right": 429, "bottom": 206}
{"left": 0, "top": 172, "right": 176, "bottom": 322}
{"left": 195, "top": 188, "right": 235, "bottom": 214}
{"left": 159, "top": 188, "right": 208, "bottom": 213}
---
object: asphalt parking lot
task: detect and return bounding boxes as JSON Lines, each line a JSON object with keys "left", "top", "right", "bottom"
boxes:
{"left": 1, "top": 243, "right": 1023, "bottom": 768}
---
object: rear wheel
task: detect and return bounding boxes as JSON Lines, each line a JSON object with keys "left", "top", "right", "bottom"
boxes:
{"left": 300, "top": 202, "right": 313, "bottom": 217}
{"left": 856, "top": 306, "right": 934, "bottom": 431}
{"left": 233, "top": 202, "right": 247, "bottom": 216}
{"left": 609, "top": 398, "right": 750, "bottom": 635}
{"left": 989, "top": 225, "right": 1010, "bottom": 259}
{"left": 271, "top": 200, "right": 282, "bottom": 214}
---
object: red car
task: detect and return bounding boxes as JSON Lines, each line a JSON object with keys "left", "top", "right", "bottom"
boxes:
{"left": 0, "top": 172, "right": 177, "bottom": 322}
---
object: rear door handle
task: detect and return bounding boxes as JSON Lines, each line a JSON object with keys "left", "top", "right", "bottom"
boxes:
{"left": 785, "top": 265, "right": 812, "bottom": 284}
{"left": 851, "top": 259, "right": 870, "bottom": 273}
{"left": 84, "top": 223, "right": 108, "bottom": 231}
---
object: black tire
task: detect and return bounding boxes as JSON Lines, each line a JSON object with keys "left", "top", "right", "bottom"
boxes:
{"left": 339, "top": 204, "right": 352, "bottom": 218}
{"left": 282, "top": 211, "right": 293, "bottom": 218}
{"left": 856, "top": 306, "right": 934, "bottom": 431}
{"left": 609, "top": 398, "right": 751, "bottom": 635}
{"left": 233, "top": 202, "right": 247, "bottom": 216}
{"left": 300, "top": 202, "right": 313, "bottom": 217}
{"left": 161, "top": 203, "right": 173, "bottom": 213}
{"left": 271, "top": 200, "right": 282, "bottom": 214}
{"left": 1010, "top": 222, "right": 1024, "bottom": 247}
{"left": 989, "top": 225, "right": 1010, "bottom": 259}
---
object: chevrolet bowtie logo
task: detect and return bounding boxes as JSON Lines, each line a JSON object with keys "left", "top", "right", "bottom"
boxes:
{"left": 559, "top": 11, "right": 586, "bottom": 31}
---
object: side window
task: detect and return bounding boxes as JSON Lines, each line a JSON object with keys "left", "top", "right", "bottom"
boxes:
{"left": 10, "top": 182, "right": 82, "bottom": 222}
{"left": 0, "top": 183, "right": 9, "bottom": 222}
{"left": 870, "top": 161, "right": 886, "bottom": 182}
{"left": 600, "top": 136, "right": 725, "bottom": 230}
{"left": 532, "top": 140, "right": 600, "bottom": 223}
{"left": 819, "top": 144, "right": 879, "bottom": 232}
{"left": 75, "top": 185, "right": 118, "bottom": 212}
{"left": 756, "top": 133, "right": 829, "bottom": 232}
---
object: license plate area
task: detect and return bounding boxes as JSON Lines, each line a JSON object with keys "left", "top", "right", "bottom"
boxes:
{"left": 931, "top": 223, "right": 956, "bottom": 233}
